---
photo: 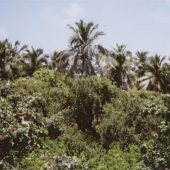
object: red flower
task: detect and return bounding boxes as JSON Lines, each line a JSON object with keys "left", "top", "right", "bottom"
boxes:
{"left": 16, "top": 111, "right": 20, "bottom": 115}
{"left": 23, "top": 114, "right": 28, "bottom": 120}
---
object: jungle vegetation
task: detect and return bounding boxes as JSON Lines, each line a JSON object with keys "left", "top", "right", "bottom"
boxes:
{"left": 0, "top": 20, "right": 170, "bottom": 170}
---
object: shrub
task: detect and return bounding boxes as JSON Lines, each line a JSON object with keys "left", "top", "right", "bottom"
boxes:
{"left": 143, "top": 96, "right": 170, "bottom": 169}
{"left": 96, "top": 103, "right": 136, "bottom": 149}
{"left": 84, "top": 145, "right": 146, "bottom": 170}
{"left": 46, "top": 114, "right": 63, "bottom": 140}
{"left": 97, "top": 89, "right": 166, "bottom": 149}
{"left": 0, "top": 82, "right": 47, "bottom": 162}
{"left": 15, "top": 69, "right": 71, "bottom": 117}
{"left": 44, "top": 155, "right": 82, "bottom": 170}
{"left": 70, "top": 76, "right": 119, "bottom": 134}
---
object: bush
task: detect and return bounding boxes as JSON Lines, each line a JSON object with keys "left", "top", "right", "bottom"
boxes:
{"left": 143, "top": 96, "right": 170, "bottom": 169}
{"left": 96, "top": 89, "right": 166, "bottom": 149}
{"left": 46, "top": 114, "right": 63, "bottom": 140}
{"left": 84, "top": 145, "right": 146, "bottom": 170}
{"left": 15, "top": 69, "right": 71, "bottom": 117}
{"left": 0, "top": 82, "right": 47, "bottom": 162}
{"left": 70, "top": 76, "right": 119, "bottom": 134}
{"left": 44, "top": 155, "right": 82, "bottom": 170}
{"left": 96, "top": 103, "right": 136, "bottom": 149}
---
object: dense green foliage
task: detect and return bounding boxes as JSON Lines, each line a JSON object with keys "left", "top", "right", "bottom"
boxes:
{"left": 0, "top": 20, "right": 170, "bottom": 169}
{"left": 0, "top": 70, "right": 169, "bottom": 169}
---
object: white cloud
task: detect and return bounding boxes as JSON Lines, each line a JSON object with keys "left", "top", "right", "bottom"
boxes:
{"left": 40, "top": 3, "right": 84, "bottom": 27}
{"left": 63, "top": 3, "right": 84, "bottom": 24}
{"left": 64, "top": 3, "right": 83, "bottom": 18}
{"left": 0, "top": 28, "right": 8, "bottom": 39}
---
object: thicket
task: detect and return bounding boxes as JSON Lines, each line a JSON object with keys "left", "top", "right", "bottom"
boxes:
{"left": 0, "top": 68, "right": 169, "bottom": 170}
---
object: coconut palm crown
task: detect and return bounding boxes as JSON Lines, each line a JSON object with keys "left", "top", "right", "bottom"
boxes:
{"left": 67, "top": 19, "right": 104, "bottom": 77}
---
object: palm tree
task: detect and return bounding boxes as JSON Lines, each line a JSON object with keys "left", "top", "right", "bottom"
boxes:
{"left": 0, "top": 39, "right": 11, "bottom": 79}
{"left": 139, "top": 55, "right": 169, "bottom": 93}
{"left": 106, "top": 44, "right": 135, "bottom": 89}
{"left": 94, "top": 44, "right": 109, "bottom": 77}
{"left": 22, "top": 47, "right": 49, "bottom": 76}
{"left": 135, "top": 51, "right": 148, "bottom": 77}
{"left": 50, "top": 51, "right": 69, "bottom": 73}
{"left": 67, "top": 19, "right": 104, "bottom": 77}
{"left": 0, "top": 39, "right": 27, "bottom": 80}
{"left": 133, "top": 51, "right": 149, "bottom": 89}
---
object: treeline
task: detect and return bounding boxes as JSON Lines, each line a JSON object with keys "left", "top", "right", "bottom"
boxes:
{"left": 1, "top": 20, "right": 170, "bottom": 93}
{"left": 0, "top": 20, "right": 170, "bottom": 169}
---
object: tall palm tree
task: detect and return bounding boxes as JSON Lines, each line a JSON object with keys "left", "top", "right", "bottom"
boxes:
{"left": 139, "top": 55, "right": 168, "bottom": 93}
{"left": 106, "top": 44, "right": 135, "bottom": 89}
{"left": 67, "top": 19, "right": 104, "bottom": 77}
{"left": 22, "top": 47, "right": 49, "bottom": 76}
{"left": 0, "top": 39, "right": 27, "bottom": 80}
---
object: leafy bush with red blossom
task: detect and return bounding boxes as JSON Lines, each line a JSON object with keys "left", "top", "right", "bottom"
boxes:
{"left": 0, "top": 82, "right": 47, "bottom": 163}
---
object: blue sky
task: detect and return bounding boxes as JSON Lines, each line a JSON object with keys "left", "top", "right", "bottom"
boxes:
{"left": 0, "top": 0, "right": 170, "bottom": 57}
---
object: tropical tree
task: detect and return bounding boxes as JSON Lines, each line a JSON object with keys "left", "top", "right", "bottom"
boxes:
{"left": 139, "top": 55, "right": 169, "bottom": 93}
{"left": 106, "top": 44, "right": 135, "bottom": 89}
{"left": 50, "top": 51, "right": 69, "bottom": 73}
{"left": 0, "top": 39, "right": 27, "bottom": 80}
{"left": 65, "top": 19, "right": 104, "bottom": 77}
{"left": 93, "top": 44, "right": 109, "bottom": 77}
{"left": 0, "top": 39, "right": 11, "bottom": 79}
{"left": 135, "top": 51, "right": 148, "bottom": 77}
{"left": 22, "top": 47, "right": 49, "bottom": 76}
{"left": 162, "top": 63, "right": 170, "bottom": 93}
